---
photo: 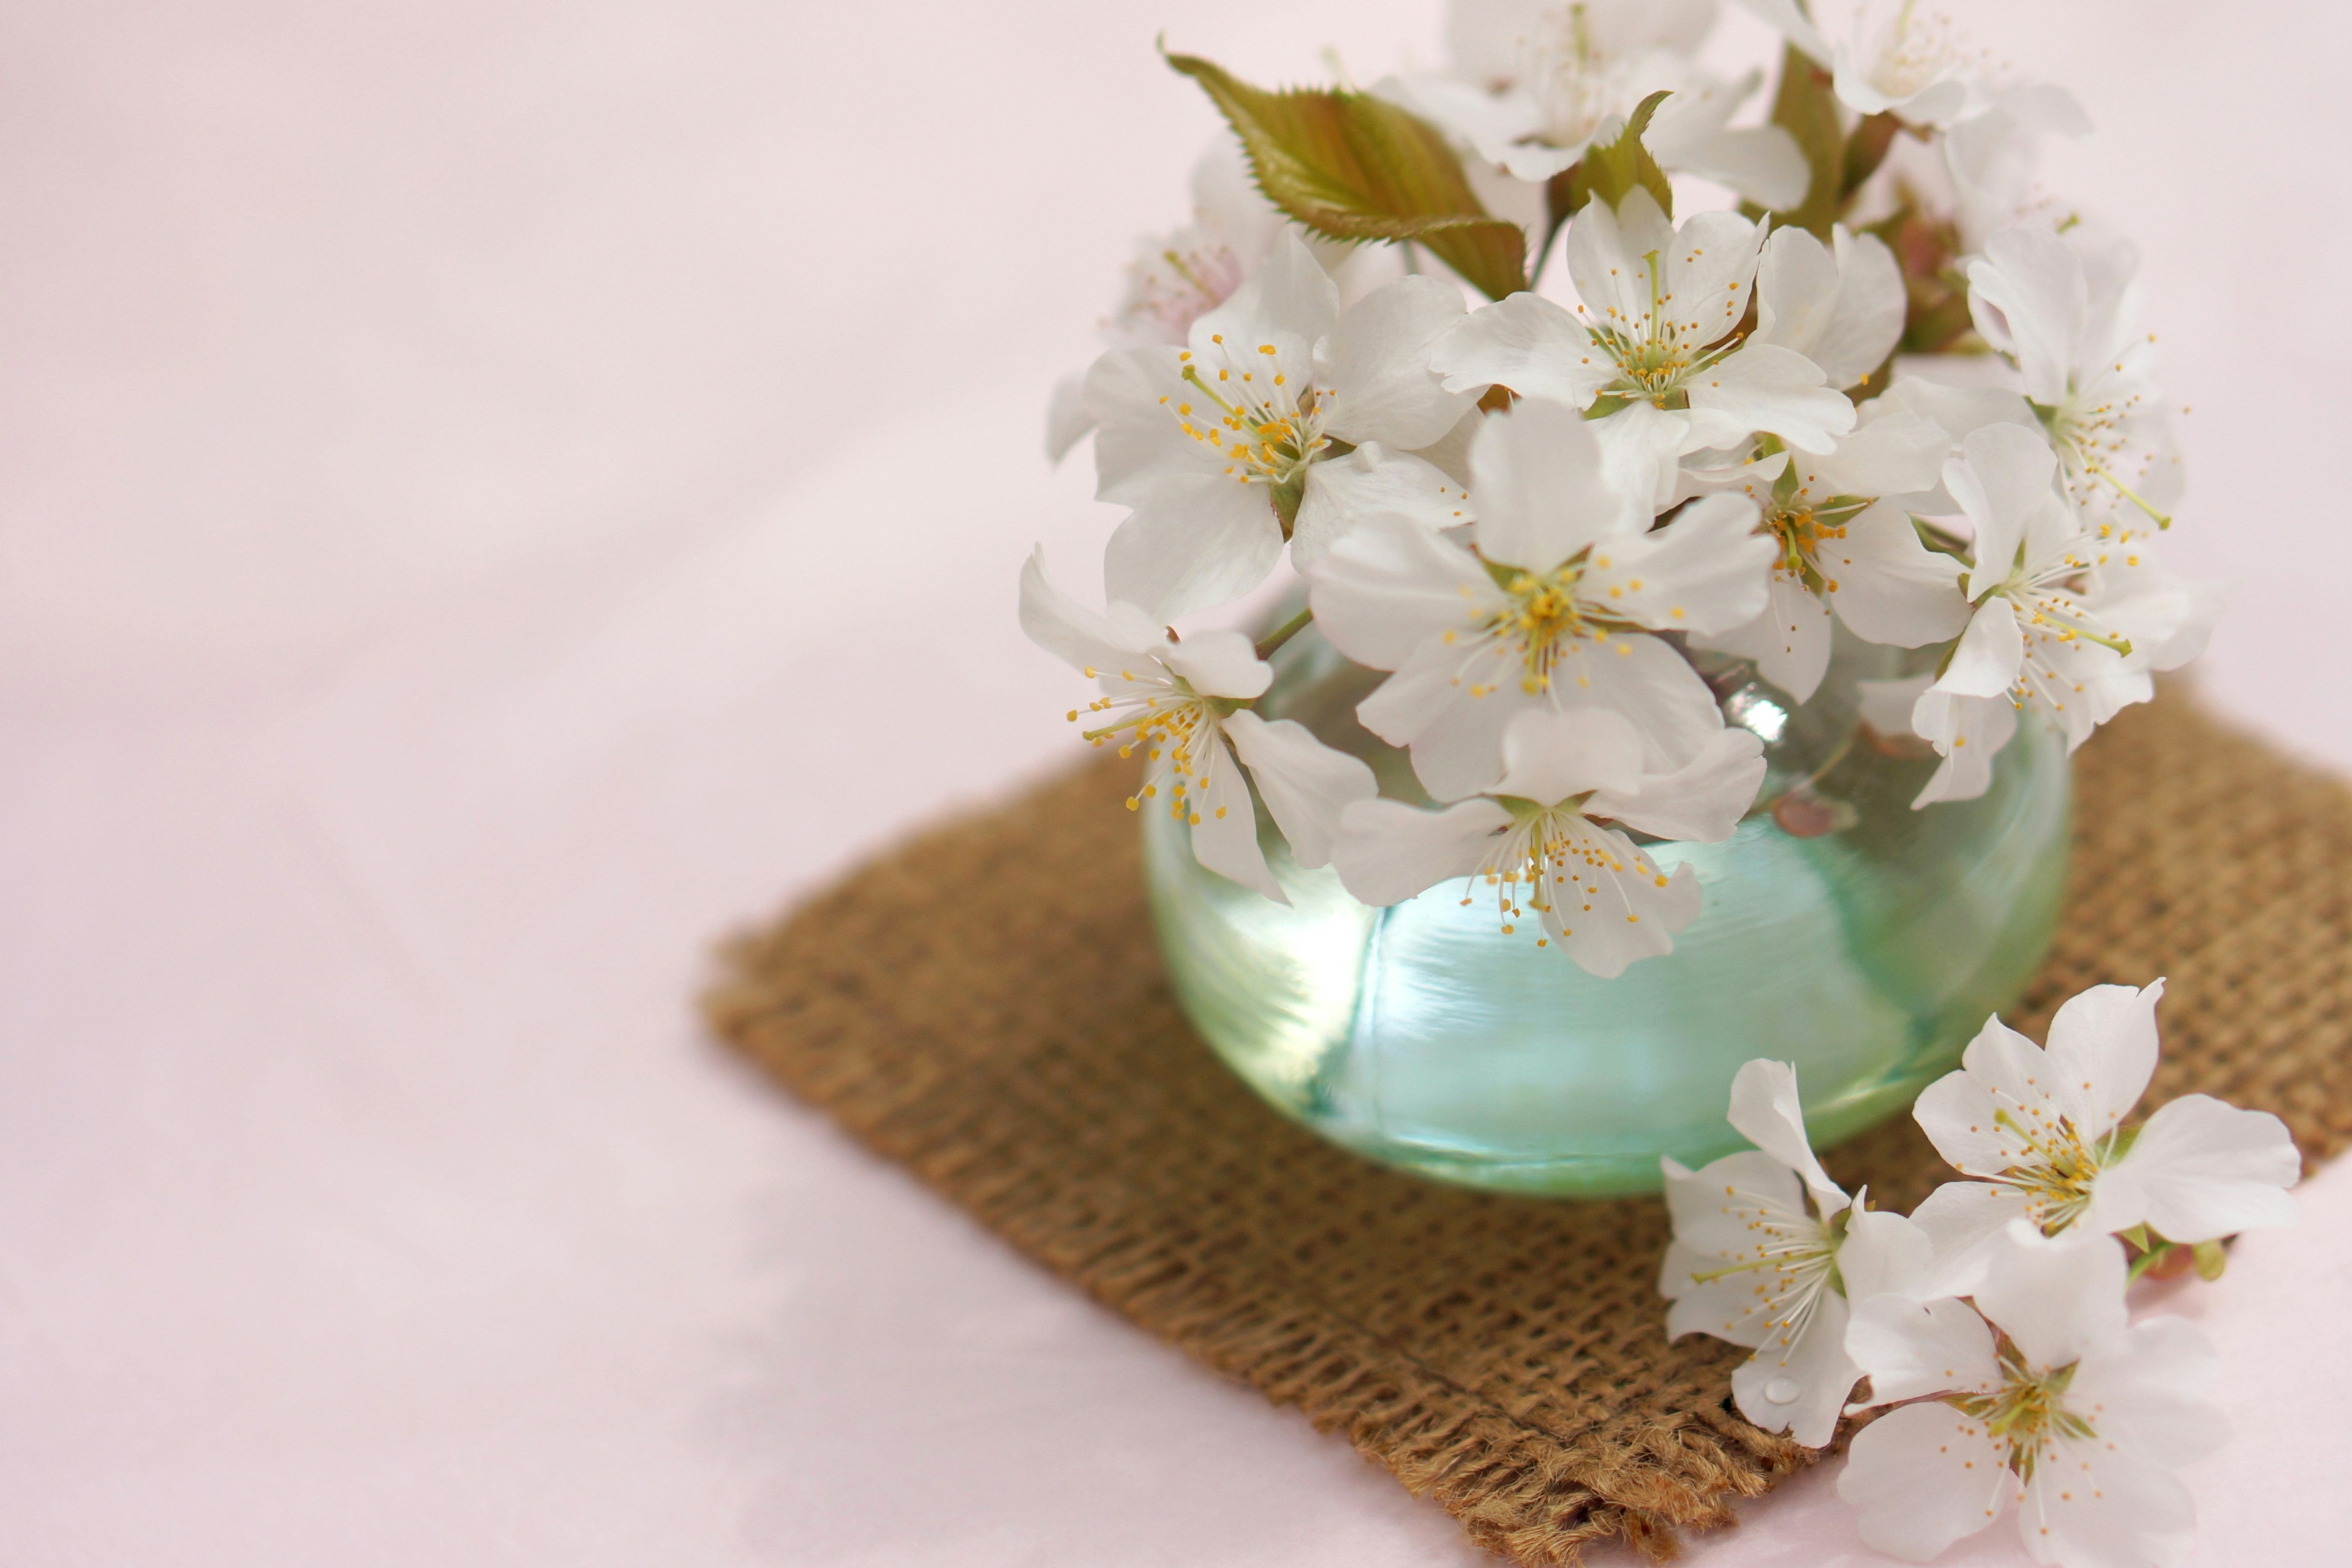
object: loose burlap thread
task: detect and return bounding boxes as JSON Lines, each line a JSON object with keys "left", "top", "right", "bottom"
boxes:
{"left": 704, "top": 699, "right": 2352, "bottom": 1563}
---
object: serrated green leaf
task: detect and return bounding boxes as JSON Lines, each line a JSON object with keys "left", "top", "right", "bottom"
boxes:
{"left": 1765, "top": 42, "right": 1842, "bottom": 237}
{"left": 1164, "top": 50, "right": 1529, "bottom": 301}
{"left": 1565, "top": 90, "right": 1675, "bottom": 219}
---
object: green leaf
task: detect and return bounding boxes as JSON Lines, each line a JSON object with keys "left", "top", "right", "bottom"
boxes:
{"left": 1564, "top": 90, "right": 1675, "bottom": 219}
{"left": 1164, "top": 50, "right": 1528, "bottom": 301}
{"left": 1765, "top": 42, "right": 1842, "bottom": 238}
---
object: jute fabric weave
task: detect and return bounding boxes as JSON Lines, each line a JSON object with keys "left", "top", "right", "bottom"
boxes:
{"left": 704, "top": 699, "right": 2352, "bottom": 1563}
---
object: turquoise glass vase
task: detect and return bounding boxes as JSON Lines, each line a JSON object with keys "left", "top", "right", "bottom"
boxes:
{"left": 1141, "top": 620, "right": 2071, "bottom": 1197}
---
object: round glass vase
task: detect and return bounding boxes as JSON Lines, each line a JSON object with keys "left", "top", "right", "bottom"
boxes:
{"left": 1141, "top": 619, "right": 2071, "bottom": 1197}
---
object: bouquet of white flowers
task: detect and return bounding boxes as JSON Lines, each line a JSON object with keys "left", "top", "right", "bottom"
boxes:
{"left": 1023, "top": 1, "right": 2217, "bottom": 980}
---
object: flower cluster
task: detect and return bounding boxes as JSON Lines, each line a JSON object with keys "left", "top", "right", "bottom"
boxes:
{"left": 1023, "top": 1, "right": 2216, "bottom": 976}
{"left": 1661, "top": 981, "right": 2301, "bottom": 1566}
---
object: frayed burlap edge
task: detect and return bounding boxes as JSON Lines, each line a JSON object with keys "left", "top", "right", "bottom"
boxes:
{"left": 704, "top": 699, "right": 2352, "bottom": 1562}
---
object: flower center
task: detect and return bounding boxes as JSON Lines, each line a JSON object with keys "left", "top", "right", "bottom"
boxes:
{"left": 1167, "top": 335, "right": 1329, "bottom": 489}
{"left": 2032, "top": 382, "right": 2172, "bottom": 528}
{"left": 1069, "top": 674, "right": 1232, "bottom": 829}
{"left": 1866, "top": 1, "right": 1970, "bottom": 99}
{"left": 1981, "top": 1103, "right": 2116, "bottom": 1233}
{"left": 1585, "top": 250, "right": 1741, "bottom": 405}
{"left": 1457, "top": 804, "right": 1671, "bottom": 948}
{"left": 1948, "top": 1344, "right": 2096, "bottom": 1482}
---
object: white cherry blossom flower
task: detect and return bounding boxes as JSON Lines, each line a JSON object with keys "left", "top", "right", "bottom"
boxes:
{"left": 1086, "top": 233, "right": 1482, "bottom": 619}
{"left": 1747, "top": 222, "right": 1907, "bottom": 393}
{"left": 1382, "top": 0, "right": 1807, "bottom": 207}
{"left": 1912, "top": 423, "right": 2211, "bottom": 791}
{"left": 1660, "top": 1059, "right": 1933, "bottom": 1444}
{"left": 1330, "top": 707, "right": 1762, "bottom": 974}
{"left": 1432, "top": 190, "right": 1858, "bottom": 509}
{"left": 1968, "top": 222, "right": 2183, "bottom": 530}
{"left": 1684, "top": 407, "right": 1965, "bottom": 702}
{"left": 1738, "top": 0, "right": 1983, "bottom": 127}
{"left": 1943, "top": 83, "right": 2094, "bottom": 255}
{"left": 1018, "top": 549, "right": 1286, "bottom": 900}
{"left": 1842, "top": 1226, "right": 2222, "bottom": 1568}
{"left": 1908, "top": 979, "right": 2301, "bottom": 1295}
{"left": 1303, "top": 397, "right": 1774, "bottom": 800}
{"left": 1047, "top": 140, "right": 1295, "bottom": 461}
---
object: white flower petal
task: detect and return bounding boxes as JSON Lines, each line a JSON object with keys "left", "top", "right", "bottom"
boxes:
{"left": 1822, "top": 497, "right": 1970, "bottom": 648}
{"left": 1800, "top": 409, "right": 1951, "bottom": 501}
{"left": 1909, "top": 1179, "right": 2033, "bottom": 1298}
{"left": 1580, "top": 492, "right": 1774, "bottom": 635}
{"left": 1937, "top": 597, "right": 2026, "bottom": 699}
{"left": 1491, "top": 707, "right": 1645, "bottom": 807}
{"left": 1754, "top": 225, "right": 1905, "bottom": 390}
{"left": 1159, "top": 627, "right": 1272, "bottom": 701}
{"left": 1429, "top": 291, "right": 1610, "bottom": 405}
{"left": 1547, "top": 835, "right": 1697, "bottom": 978}
{"left": 1195, "top": 230, "right": 1339, "bottom": 356}
{"left": 1838, "top": 1401, "right": 2011, "bottom": 1562}
{"left": 1662, "top": 1149, "right": 1814, "bottom": 1349}
{"left": 1732, "top": 1284, "right": 1855, "bottom": 1447}
{"left": 1586, "top": 726, "right": 1765, "bottom": 843}
{"left": 1967, "top": 224, "right": 2086, "bottom": 407}
{"left": 1908, "top": 688, "right": 2018, "bottom": 807}
{"left": 1845, "top": 1292, "right": 2000, "bottom": 1408}
{"left": 1304, "top": 513, "right": 1499, "bottom": 671}
{"left": 1727, "top": 1058, "right": 1849, "bottom": 1215}
{"left": 2090, "top": 1093, "right": 2302, "bottom": 1243}
{"left": 2041, "top": 979, "right": 2162, "bottom": 1139}
{"left": 2066, "top": 1316, "right": 2223, "bottom": 1471}
{"left": 1290, "top": 446, "right": 1477, "bottom": 571}
{"left": 1692, "top": 568, "right": 1833, "bottom": 702}
{"left": 1972, "top": 1224, "right": 2127, "bottom": 1372}
{"left": 1948, "top": 422, "right": 2065, "bottom": 599}
{"left": 1017, "top": 546, "right": 1152, "bottom": 674}
{"left": 1328, "top": 796, "right": 1510, "bottom": 907}
{"left": 1469, "top": 397, "right": 1632, "bottom": 571}
{"left": 1839, "top": 1206, "right": 1935, "bottom": 1305}
{"left": 1223, "top": 711, "right": 1376, "bottom": 872}
{"left": 1183, "top": 734, "right": 1286, "bottom": 905}
{"left": 1320, "top": 274, "right": 1480, "bottom": 449}
{"left": 1085, "top": 345, "right": 1215, "bottom": 503}
{"left": 1686, "top": 341, "right": 1858, "bottom": 454}
{"left": 1102, "top": 472, "right": 1286, "bottom": 620}
{"left": 2019, "top": 1420, "right": 2197, "bottom": 1568}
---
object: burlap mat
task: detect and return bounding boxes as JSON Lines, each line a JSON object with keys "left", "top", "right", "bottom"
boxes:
{"left": 704, "top": 698, "right": 2352, "bottom": 1563}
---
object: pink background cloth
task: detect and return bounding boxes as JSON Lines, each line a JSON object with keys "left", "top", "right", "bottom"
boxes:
{"left": 3, "top": 1, "right": 2347, "bottom": 1562}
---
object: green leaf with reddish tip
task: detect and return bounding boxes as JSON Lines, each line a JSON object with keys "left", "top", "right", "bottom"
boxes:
{"left": 1764, "top": 42, "right": 1843, "bottom": 237}
{"left": 1164, "top": 51, "right": 1529, "bottom": 301}
{"left": 1564, "top": 90, "right": 1675, "bottom": 219}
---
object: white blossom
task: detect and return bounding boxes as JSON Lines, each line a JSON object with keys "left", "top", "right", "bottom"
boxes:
{"left": 1330, "top": 707, "right": 1761, "bottom": 974}
{"left": 1738, "top": 0, "right": 1984, "bottom": 127}
{"left": 1681, "top": 411, "right": 1965, "bottom": 701}
{"left": 1019, "top": 548, "right": 1381, "bottom": 903}
{"left": 1842, "top": 1226, "right": 2223, "bottom": 1568}
{"left": 1908, "top": 979, "right": 2301, "bottom": 1294}
{"left": 1085, "top": 233, "right": 1481, "bottom": 619}
{"left": 1968, "top": 222, "right": 2182, "bottom": 530}
{"left": 1910, "top": 423, "right": 2212, "bottom": 794}
{"left": 1303, "top": 397, "right": 1773, "bottom": 801}
{"left": 1432, "top": 190, "right": 1858, "bottom": 509}
{"left": 1383, "top": 0, "right": 1807, "bottom": 208}
{"left": 1047, "top": 140, "right": 1297, "bottom": 461}
{"left": 1660, "top": 1060, "right": 1932, "bottom": 1444}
